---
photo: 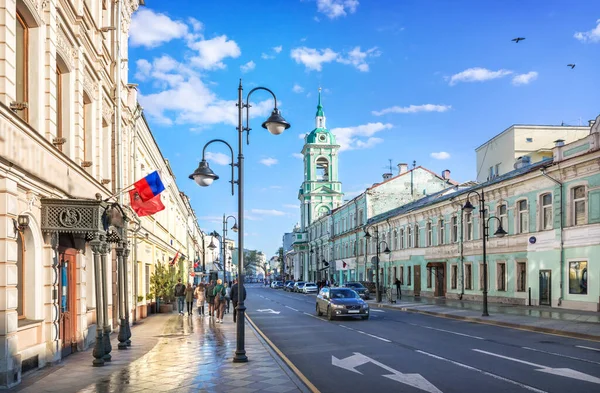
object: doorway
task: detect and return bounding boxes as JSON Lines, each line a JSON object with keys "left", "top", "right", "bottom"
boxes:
{"left": 414, "top": 265, "right": 421, "bottom": 296}
{"left": 59, "top": 250, "right": 77, "bottom": 357}
{"left": 435, "top": 267, "right": 445, "bottom": 297}
{"left": 539, "top": 270, "right": 551, "bottom": 306}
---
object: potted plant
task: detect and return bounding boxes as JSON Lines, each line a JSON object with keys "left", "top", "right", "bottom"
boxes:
{"left": 146, "top": 290, "right": 156, "bottom": 314}
{"left": 150, "top": 262, "right": 179, "bottom": 313}
{"left": 137, "top": 295, "right": 147, "bottom": 319}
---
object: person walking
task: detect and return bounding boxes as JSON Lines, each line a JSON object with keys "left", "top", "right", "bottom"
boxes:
{"left": 195, "top": 282, "right": 206, "bottom": 316}
{"left": 185, "top": 282, "right": 194, "bottom": 316}
{"left": 213, "top": 279, "right": 226, "bottom": 323}
{"left": 394, "top": 277, "right": 402, "bottom": 301}
{"left": 230, "top": 279, "right": 246, "bottom": 323}
{"left": 225, "top": 282, "right": 232, "bottom": 314}
{"left": 174, "top": 278, "right": 186, "bottom": 315}
{"left": 206, "top": 280, "right": 216, "bottom": 318}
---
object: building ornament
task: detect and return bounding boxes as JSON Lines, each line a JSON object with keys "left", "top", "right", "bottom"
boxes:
{"left": 103, "top": 101, "right": 115, "bottom": 123}
{"left": 56, "top": 27, "right": 75, "bottom": 68}
{"left": 83, "top": 70, "right": 97, "bottom": 98}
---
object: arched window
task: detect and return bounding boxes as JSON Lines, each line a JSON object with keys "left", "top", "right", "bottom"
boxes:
{"left": 315, "top": 157, "right": 329, "bottom": 181}
{"left": 16, "top": 232, "right": 25, "bottom": 318}
{"left": 407, "top": 227, "right": 412, "bottom": 248}
{"left": 16, "top": 11, "right": 29, "bottom": 122}
{"left": 83, "top": 92, "right": 93, "bottom": 168}
{"left": 414, "top": 225, "right": 420, "bottom": 248}
{"left": 400, "top": 228, "right": 405, "bottom": 249}
{"left": 392, "top": 230, "right": 398, "bottom": 250}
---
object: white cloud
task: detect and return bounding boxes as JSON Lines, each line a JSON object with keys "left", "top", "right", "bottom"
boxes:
{"left": 273, "top": 45, "right": 283, "bottom": 53}
{"left": 188, "top": 17, "right": 203, "bottom": 32}
{"left": 189, "top": 35, "right": 241, "bottom": 70}
{"left": 240, "top": 60, "right": 256, "bottom": 73}
{"left": 250, "top": 209, "right": 285, "bottom": 216}
{"left": 135, "top": 59, "right": 152, "bottom": 80}
{"left": 261, "top": 46, "right": 283, "bottom": 59}
{"left": 449, "top": 67, "right": 512, "bottom": 85}
{"left": 298, "top": 133, "right": 307, "bottom": 139}
{"left": 283, "top": 204, "right": 299, "bottom": 209}
{"left": 292, "top": 84, "right": 304, "bottom": 93}
{"left": 259, "top": 157, "right": 278, "bottom": 166}
{"left": 292, "top": 153, "right": 304, "bottom": 159}
{"left": 574, "top": 19, "right": 600, "bottom": 43}
{"left": 130, "top": 9, "right": 188, "bottom": 48}
{"left": 331, "top": 122, "right": 393, "bottom": 152}
{"left": 316, "top": 0, "right": 359, "bottom": 19}
{"left": 291, "top": 47, "right": 338, "bottom": 71}
{"left": 337, "top": 46, "right": 380, "bottom": 72}
{"left": 372, "top": 104, "right": 451, "bottom": 116}
{"left": 205, "top": 152, "right": 231, "bottom": 166}
{"left": 512, "top": 71, "right": 538, "bottom": 86}
{"left": 198, "top": 215, "right": 223, "bottom": 223}
{"left": 431, "top": 151, "right": 451, "bottom": 160}
{"left": 261, "top": 53, "right": 274, "bottom": 60}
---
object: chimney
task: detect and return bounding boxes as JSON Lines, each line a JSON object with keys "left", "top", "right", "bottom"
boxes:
{"left": 382, "top": 173, "right": 393, "bottom": 180}
{"left": 442, "top": 169, "right": 451, "bottom": 180}
{"left": 397, "top": 163, "right": 408, "bottom": 174}
{"left": 554, "top": 139, "right": 565, "bottom": 147}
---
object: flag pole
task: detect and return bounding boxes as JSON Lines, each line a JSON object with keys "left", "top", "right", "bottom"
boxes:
{"left": 104, "top": 184, "right": 137, "bottom": 202}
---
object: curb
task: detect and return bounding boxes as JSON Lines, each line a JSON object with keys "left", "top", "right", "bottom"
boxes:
{"left": 370, "top": 302, "right": 600, "bottom": 343}
{"left": 246, "top": 314, "right": 320, "bottom": 393}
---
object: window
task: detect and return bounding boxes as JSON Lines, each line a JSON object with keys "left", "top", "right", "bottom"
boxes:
{"left": 16, "top": 12, "right": 29, "bottom": 122}
{"left": 451, "top": 216, "right": 458, "bottom": 243}
{"left": 516, "top": 262, "right": 526, "bottom": 292}
{"left": 56, "top": 68, "right": 63, "bottom": 150}
{"left": 569, "top": 261, "right": 587, "bottom": 295}
{"left": 358, "top": 209, "right": 363, "bottom": 226}
{"left": 400, "top": 228, "right": 405, "bottom": 249}
{"left": 16, "top": 233, "right": 25, "bottom": 317}
{"left": 526, "top": 137, "right": 533, "bottom": 143}
{"left": 451, "top": 265, "right": 457, "bottom": 289}
{"left": 316, "top": 157, "right": 329, "bottom": 181}
{"left": 414, "top": 225, "right": 419, "bottom": 248}
{"left": 83, "top": 93, "right": 93, "bottom": 165}
{"left": 573, "top": 186, "right": 586, "bottom": 225}
{"left": 465, "top": 212, "right": 473, "bottom": 241}
{"left": 489, "top": 166, "right": 494, "bottom": 180}
{"left": 426, "top": 222, "right": 432, "bottom": 246}
{"left": 399, "top": 266, "right": 404, "bottom": 284}
{"left": 465, "top": 264, "right": 472, "bottom": 290}
{"left": 541, "top": 193, "right": 553, "bottom": 230}
{"left": 359, "top": 239, "right": 363, "bottom": 255}
{"left": 407, "top": 227, "right": 412, "bottom": 248}
{"left": 439, "top": 219, "right": 445, "bottom": 245}
{"left": 497, "top": 262, "right": 506, "bottom": 291}
{"left": 517, "top": 200, "right": 529, "bottom": 234}
{"left": 393, "top": 230, "right": 398, "bottom": 250}
{"left": 497, "top": 204, "right": 508, "bottom": 233}
{"left": 495, "top": 163, "right": 500, "bottom": 177}
{"left": 407, "top": 266, "right": 411, "bottom": 285}
{"left": 426, "top": 267, "right": 432, "bottom": 288}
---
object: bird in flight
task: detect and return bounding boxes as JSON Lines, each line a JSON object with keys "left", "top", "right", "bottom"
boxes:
{"left": 567, "top": 64, "right": 576, "bottom": 69}
{"left": 512, "top": 37, "right": 525, "bottom": 43}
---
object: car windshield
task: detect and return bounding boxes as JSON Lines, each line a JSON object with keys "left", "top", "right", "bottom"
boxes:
{"left": 305, "top": 283, "right": 316, "bottom": 286}
{"left": 346, "top": 283, "right": 363, "bottom": 288}
{"left": 330, "top": 289, "right": 360, "bottom": 299}
{"left": 296, "top": 282, "right": 305, "bottom": 286}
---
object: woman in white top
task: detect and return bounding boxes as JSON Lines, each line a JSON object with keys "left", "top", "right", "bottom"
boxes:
{"left": 194, "top": 283, "right": 206, "bottom": 316}
{"left": 225, "top": 283, "right": 232, "bottom": 314}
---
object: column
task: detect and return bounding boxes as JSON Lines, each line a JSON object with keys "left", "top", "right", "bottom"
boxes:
{"left": 123, "top": 246, "right": 132, "bottom": 346}
{"left": 90, "top": 237, "right": 104, "bottom": 367}
{"left": 115, "top": 245, "right": 127, "bottom": 349}
{"left": 100, "top": 242, "right": 111, "bottom": 361}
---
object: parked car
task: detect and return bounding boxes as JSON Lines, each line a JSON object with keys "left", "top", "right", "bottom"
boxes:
{"left": 359, "top": 281, "right": 376, "bottom": 293}
{"left": 284, "top": 281, "right": 295, "bottom": 291}
{"left": 303, "top": 282, "right": 318, "bottom": 294}
{"left": 344, "top": 282, "right": 370, "bottom": 299}
{"left": 270, "top": 281, "right": 280, "bottom": 289}
{"left": 316, "top": 287, "right": 369, "bottom": 320}
{"left": 294, "top": 282, "right": 306, "bottom": 293}
{"left": 275, "top": 281, "right": 285, "bottom": 289}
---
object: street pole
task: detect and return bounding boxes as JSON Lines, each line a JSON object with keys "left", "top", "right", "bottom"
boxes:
{"left": 375, "top": 228, "right": 381, "bottom": 303}
{"left": 480, "top": 190, "right": 489, "bottom": 317}
{"left": 222, "top": 214, "right": 227, "bottom": 284}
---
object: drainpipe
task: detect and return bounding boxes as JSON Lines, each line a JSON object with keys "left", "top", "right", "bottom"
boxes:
{"left": 451, "top": 201, "right": 465, "bottom": 300}
{"left": 129, "top": 105, "right": 142, "bottom": 323}
{"left": 541, "top": 168, "right": 564, "bottom": 306}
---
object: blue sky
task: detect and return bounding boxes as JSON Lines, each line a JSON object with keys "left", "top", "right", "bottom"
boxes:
{"left": 128, "top": 0, "right": 600, "bottom": 257}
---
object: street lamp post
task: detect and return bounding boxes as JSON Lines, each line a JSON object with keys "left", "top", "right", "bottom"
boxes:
{"left": 462, "top": 188, "right": 507, "bottom": 317}
{"left": 364, "top": 227, "right": 390, "bottom": 303}
{"left": 223, "top": 214, "right": 238, "bottom": 283}
{"left": 189, "top": 79, "right": 290, "bottom": 363}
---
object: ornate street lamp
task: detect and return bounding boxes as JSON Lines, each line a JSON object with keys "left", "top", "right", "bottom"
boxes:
{"left": 222, "top": 214, "right": 237, "bottom": 283}
{"left": 190, "top": 79, "right": 290, "bottom": 363}
{"left": 364, "top": 228, "right": 390, "bottom": 303}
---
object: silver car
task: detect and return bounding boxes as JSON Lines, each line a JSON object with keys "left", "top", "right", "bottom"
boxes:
{"left": 316, "top": 287, "right": 369, "bottom": 320}
{"left": 303, "top": 282, "right": 318, "bottom": 294}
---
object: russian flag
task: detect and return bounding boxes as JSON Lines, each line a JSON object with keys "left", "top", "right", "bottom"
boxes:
{"left": 134, "top": 171, "right": 165, "bottom": 202}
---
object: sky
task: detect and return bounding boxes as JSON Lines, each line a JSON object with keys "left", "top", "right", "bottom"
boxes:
{"left": 128, "top": 0, "right": 600, "bottom": 258}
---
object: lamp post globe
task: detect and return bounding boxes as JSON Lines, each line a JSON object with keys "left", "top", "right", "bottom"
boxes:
{"left": 262, "top": 108, "right": 291, "bottom": 135}
{"left": 463, "top": 200, "right": 475, "bottom": 213}
{"left": 189, "top": 160, "right": 219, "bottom": 187}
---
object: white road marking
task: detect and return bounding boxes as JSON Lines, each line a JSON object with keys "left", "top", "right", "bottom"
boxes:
{"left": 416, "top": 350, "right": 547, "bottom": 393}
{"left": 285, "top": 306, "right": 299, "bottom": 312}
{"left": 408, "top": 323, "right": 484, "bottom": 340}
{"left": 371, "top": 309, "right": 385, "bottom": 313}
{"left": 355, "top": 330, "right": 391, "bottom": 343}
{"left": 339, "top": 324, "right": 353, "bottom": 330}
{"left": 256, "top": 309, "right": 280, "bottom": 314}
{"left": 523, "top": 346, "right": 600, "bottom": 366}
{"left": 303, "top": 312, "right": 322, "bottom": 320}
{"left": 576, "top": 345, "right": 600, "bottom": 352}
{"left": 473, "top": 349, "right": 600, "bottom": 385}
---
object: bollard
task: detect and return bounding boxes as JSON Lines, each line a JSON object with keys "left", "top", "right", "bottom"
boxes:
{"left": 528, "top": 287, "right": 531, "bottom": 306}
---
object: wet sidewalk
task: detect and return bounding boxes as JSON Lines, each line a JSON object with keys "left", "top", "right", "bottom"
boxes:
{"left": 367, "top": 294, "right": 600, "bottom": 341}
{"left": 11, "top": 310, "right": 311, "bottom": 393}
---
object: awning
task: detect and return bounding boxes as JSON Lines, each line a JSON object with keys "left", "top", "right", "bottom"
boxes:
{"left": 426, "top": 262, "right": 445, "bottom": 268}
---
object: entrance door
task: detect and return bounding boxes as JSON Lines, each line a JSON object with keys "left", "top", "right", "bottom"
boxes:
{"left": 59, "top": 250, "right": 77, "bottom": 357}
{"left": 539, "top": 270, "right": 551, "bottom": 306}
{"left": 414, "top": 265, "right": 421, "bottom": 296}
{"left": 435, "top": 267, "right": 445, "bottom": 297}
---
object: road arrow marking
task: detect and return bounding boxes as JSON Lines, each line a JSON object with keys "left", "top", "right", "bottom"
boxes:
{"left": 473, "top": 349, "right": 600, "bottom": 385}
{"left": 332, "top": 352, "right": 442, "bottom": 393}
{"left": 256, "top": 309, "right": 281, "bottom": 314}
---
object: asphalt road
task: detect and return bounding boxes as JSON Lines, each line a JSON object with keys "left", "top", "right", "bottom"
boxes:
{"left": 244, "top": 285, "right": 600, "bottom": 393}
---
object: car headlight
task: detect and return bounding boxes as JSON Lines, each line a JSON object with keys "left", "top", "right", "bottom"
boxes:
{"left": 361, "top": 304, "right": 369, "bottom": 309}
{"left": 331, "top": 303, "right": 344, "bottom": 308}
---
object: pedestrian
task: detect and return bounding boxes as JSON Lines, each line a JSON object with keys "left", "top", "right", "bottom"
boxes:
{"left": 225, "top": 282, "right": 232, "bottom": 314}
{"left": 174, "top": 278, "right": 186, "bottom": 315}
{"left": 213, "top": 279, "right": 226, "bottom": 323}
{"left": 185, "top": 282, "right": 194, "bottom": 316}
{"left": 194, "top": 282, "right": 206, "bottom": 316}
{"left": 230, "top": 279, "right": 246, "bottom": 323}
{"left": 206, "top": 280, "right": 216, "bottom": 318}
{"left": 394, "top": 277, "right": 402, "bottom": 300}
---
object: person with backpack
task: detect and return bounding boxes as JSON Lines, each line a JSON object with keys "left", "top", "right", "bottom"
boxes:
{"left": 205, "top": 280, "right": 216, "bottom": 318}
{"left": 213, "top": 279, "right": 226, "bottom": 323}
{"left": 230, "top": 279, "right": 246, "bottom": 323}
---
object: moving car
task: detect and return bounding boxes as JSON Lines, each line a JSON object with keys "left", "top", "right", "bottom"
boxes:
{"left": 270, "top": 281, "right": 279, "bottom": 288}
{"left": 293, "top": 281, "right": 306, "bottom": 292}
{"left": 284, "top": 281, "right": 295, "bottom": 291}
{"left": 344, "top": 282, "right": 370, "bottom": 299}
{"left": 316, "top": 287, "right": 369, "bottom": 320}
{"left": 303, "top": 282, "right": 318, "bottom": 294}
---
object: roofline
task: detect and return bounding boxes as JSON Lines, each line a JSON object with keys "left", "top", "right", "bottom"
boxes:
{"left": 475, "top": 124, "right": 590, "bottom": 152}
{"left": 366, "top": 166, "right": 457, "bottom": 192}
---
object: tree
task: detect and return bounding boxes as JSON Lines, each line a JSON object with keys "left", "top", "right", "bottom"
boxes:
{"left": 149, "top": 262, "right": 181, "bottom": 304}
{"left": 277, "top": 247, "right": 284, "bottom": 276}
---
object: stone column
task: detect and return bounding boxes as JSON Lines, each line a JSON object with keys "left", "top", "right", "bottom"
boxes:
{"left": 89, "top": 237, "right": 105, "bottom": 367}
{"left": 115, "top": 245, "right": 127, "bottom": 349}
{"left": 100, "top": 242, "right": 112, "bottom": 361}
{"left": 123, "top": 246, "right": 132, "bottom": 346}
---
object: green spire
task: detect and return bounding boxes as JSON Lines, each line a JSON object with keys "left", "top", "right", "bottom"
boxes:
{"left": 316, "top": 87, "right": 324, "bottom": 117}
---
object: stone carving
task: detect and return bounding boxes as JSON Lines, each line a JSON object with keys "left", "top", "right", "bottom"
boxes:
{"left": 59, "top": 208, "right": 82, "bottom": 227}
{"left": 83, "top": 70, "right": 97, "bottom": 98}
{"left": 103, "top": 102, "right": 114, "bottom": 124}
{"left": 56, "top": 27, "right": 75, "bottom": 68}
